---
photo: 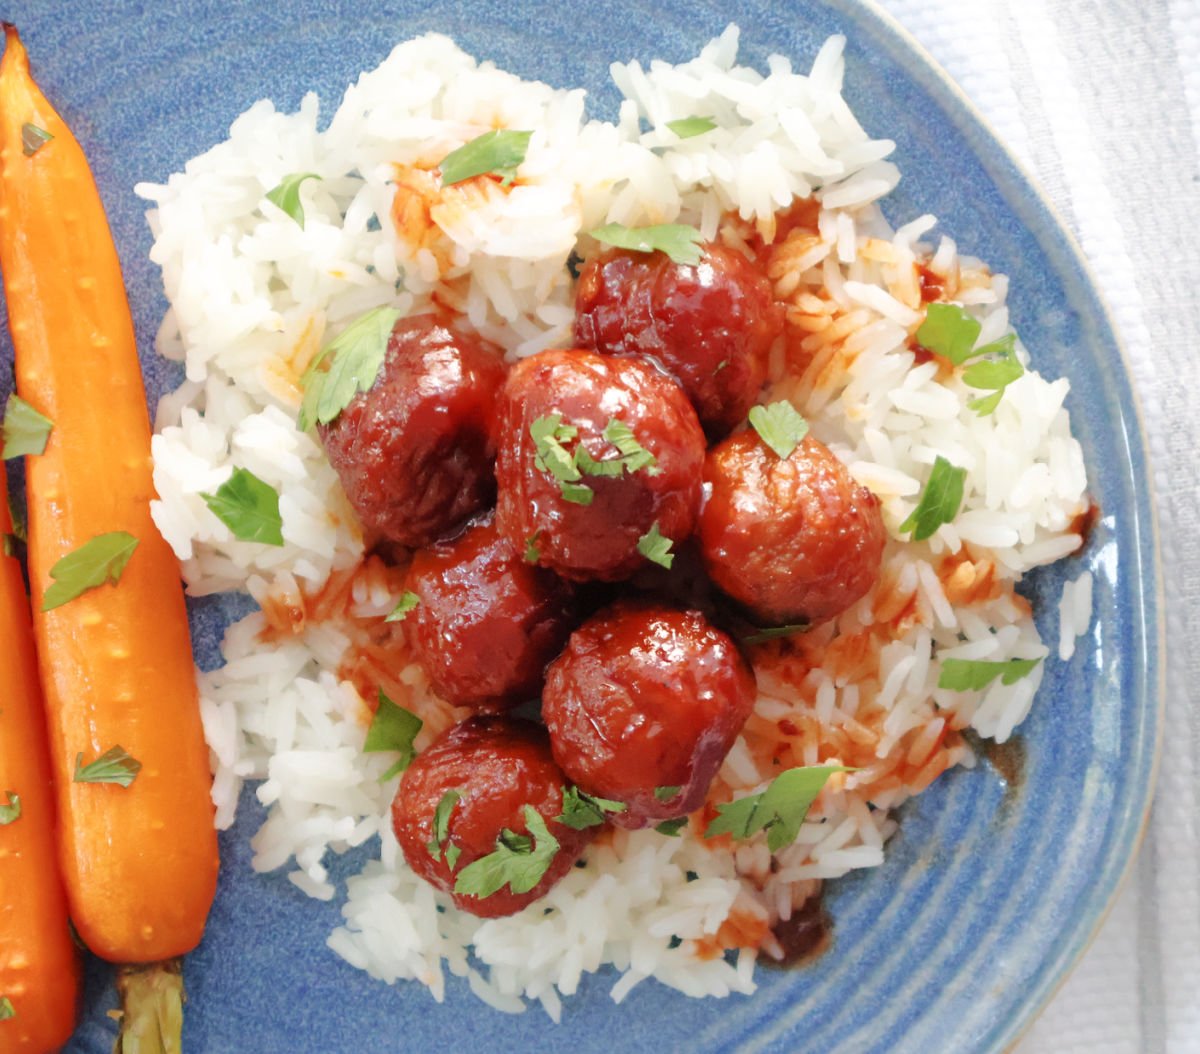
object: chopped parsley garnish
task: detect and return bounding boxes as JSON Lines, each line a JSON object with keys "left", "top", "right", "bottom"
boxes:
{"left": 21, "top": 122, "right": 52, "bottom": 157}
{"left": 1, "top": 394, "right": 53, "bottom": 460}
{"left": 200, "top": 468, "right": 284, "bottom": 546}
{"left": 898, "top": 456, "right": 967, "bottom": 543}
{"left": 653, "top": 785, "right": 681, "bottom": 802}
{"left": 704, "top": 765, "right": 850, "bottom": 853}
{"left": 386, "top": 591, "right": 420, "bottom": 623}
{"left": 531, "top": 413, "right": 585, "bottom": 497}
{"left": 557, "top": 786, "right": 626, "bottom": 830}
{"left": 427, "top": 790, "right": 462, "bottom": 862}
{"left": 454, "top": 806, "right": 560, "bottom": 898}
{"left": 962, "top": 334, "right": 1024, "bottom": 415}
{"left": 741, "top": 623, "right": 808, "bottom": 645}
{"left": 589, "top": 222, "right": 704, "bottom": 267}
{"left": 637, "top": 522, "right": 674, "bottom": 569}
{"left": 915, "top": 305, "right": 1025, "bottom": 413}
{"left": 938, "top": 657, "right": 1041, "bottom": 692}
{"left": 530, "top": 414, "right": 659, "bottom": 505}
{"left": 914, "top": 303, "right": 981, "bottom": 365}
{"left": 0, "top": 792, "right": 20, "bottom": 826}
{"left": 41, "top": 532, "right": 139, "bottom": 612}
{"left": 265, "top": 172, "right": 322, "bottom": 229}
{"left": 73, "top": 745, "right": 141, "bottom": 788}
{"left": 748, "top": 401, "right": 809, "bottom": 460}
{"left": 440, "top": 129, "right": 533, "bottom": 187}
{"left": 666, "top": 116, "right": 717, "bottom": 139}
{"left": 363, "top": 690, "right": 422, "bottom": 781}
{"left": 524, "top": 532, "right": 542, "bottom": 564}
{"left": 0, "top": 996, "right": 12, "bottom": 1020}
{"left": 298, "top": 306, "right": 402, "bottom": 430}
{"left": 601, "top": 418, "right": 659, "bottom": 475}
{"left": 655, "top": 817, "right": 688, "bottom": 836}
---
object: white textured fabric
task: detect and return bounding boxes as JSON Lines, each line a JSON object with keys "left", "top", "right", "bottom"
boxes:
{"left": 872, "top": 2, "right": 1200, "bottom": 1051}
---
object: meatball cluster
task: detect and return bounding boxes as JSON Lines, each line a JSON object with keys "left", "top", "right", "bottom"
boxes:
{"left": 310, "top": 238, "right": 884, "bottom": 916}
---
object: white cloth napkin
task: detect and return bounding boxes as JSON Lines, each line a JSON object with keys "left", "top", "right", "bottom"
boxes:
{"left": 870, "top": 1, "right": 1200, "bottom": 1051}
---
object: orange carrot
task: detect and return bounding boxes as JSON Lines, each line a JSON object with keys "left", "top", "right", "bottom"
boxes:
{"left": 0, "top": 23, "right": 218, "bottom": 1046}
{"left": 0, "top": 461, "right": 80, "bottom": 1053}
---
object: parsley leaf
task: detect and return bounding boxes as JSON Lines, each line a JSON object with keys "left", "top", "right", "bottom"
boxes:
{"left": 748, "top": 401, "right": 809, "bottom": 460}
{"left": 440, "top": 130, "right": 533, "bottom": 187}
{"left": 454, "top": 806, "right": 560, "bottom": 898}
{"left": 589, "top": 223, "right": 704, "bottom": 267}
{"left": 0, "top": 996, "right": 12, "bottom": 1020}
{"left": 557, "top": 786, "right": 626, "bottom": 830}
{"left": 427, "top": 790, "right": 462, "bottom": 861}
{"left": 73, "top": 745, "right": 141, "bottom": 788}
{"left": 741, "top": 623, "right": 808, "bottom": 645}
{"left": 364, "top": 690, "right": 422, "bottom": 781}
{"left": 666, "top": 116, "right": 717, "bottom": 139}
{"left": 265, "top": 172, "right": 322, "bottom": 229}
{"left": 386, "top": 591, "right": 420, "bottom": 623}
{"left": 914, "top": 303, "right": 981, "bottom": 365}
{"left": 655, "top": 817, "right": 688, "bottom": 837}
{"left": 299, "top": 306, "right": 402, "bottom": 430}
{"left": 898, "top": 456, "right": 967, "bottom": 542}
{"left": 531, "top": 414, "right": 662, "bottom": 504}
{"left": 637, "top": 522, "right": 675, "bottom": 569}
{"left": 200, "top": 468, "right": 284, "bottom": 546}
{"left": 602, "top": 418, "right": 659, "bottom": 475}
{"left": 962, "top": 335, "right": 1024, "bottom": 416}
{"left": 1, "top": 394, "right": 53, "bottom": 459}
{"left": 0, "top": 792, "right": 20, "bottom": 826}
{"left": 21, "top": 122, "right": 52, "bottom": 157}
{"left": 531, "top": 413, "right": 584, "bottom": 490}
{"left": 653, "top": 785, "right": 681, "bottom": 802}
{"left": 705, "top": 765, "right": 851, "bottom": 853}
{"left": 41, "top": 532, "right": 139, "bottom": 612}
{"left": 524, "top": 532, "right": 542, "bottom": 564}
{"left": 938, "top": 657, "right": 1041, "bottom": 692}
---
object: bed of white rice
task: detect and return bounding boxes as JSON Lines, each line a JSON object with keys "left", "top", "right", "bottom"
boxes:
{"left": 137, "top": 26, "right": 1092, "bottom": 1016}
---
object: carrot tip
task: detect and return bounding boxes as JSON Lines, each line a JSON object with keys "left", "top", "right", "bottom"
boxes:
{"left": 113, "top": 959, "right": 185, "bottom": 1054}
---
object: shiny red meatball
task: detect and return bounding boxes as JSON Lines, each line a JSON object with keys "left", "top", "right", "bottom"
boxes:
{"left": 574, "top": 245, "right": 783, "bottom": 437}
{"left": 495, "top": 349, "right": 705, "bottom": 582}
{"left": 542, "top": 602, "right": 756, "bottom": 828}
{"left": 698, "top": 431, "right": 886, "bottom": 625}
{"left": 317, "top": 313, "right": 506, "bottom": 548}
{"left": 404, "top": 517, "right": 575, "bottom": 710}
{"left": 393, "top": 717, "right": 593, "bottom": 918}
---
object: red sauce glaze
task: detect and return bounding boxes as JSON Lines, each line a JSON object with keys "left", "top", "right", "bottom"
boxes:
{"left": 574, "top": 246, "right": 783, "bottom": 438}
{"left": 916, "top": 262, "right": 945, "bottom": 304}
{"left": 318, "top": 313, "right": 506, "bottom": 548}
{"left": 393, "top": 717, "right": 594, "bottom": 918}
{"left": 698, "top": 431, "right": 886, "bottom": 625}
{"left": 404, "top": 517, "right": 576, "bottom": 710}
{"left": 494, "top": 349, "right": 706, "bottom": 582}
{"left": 542, "top": 601, "right": 756, "bottom": 828}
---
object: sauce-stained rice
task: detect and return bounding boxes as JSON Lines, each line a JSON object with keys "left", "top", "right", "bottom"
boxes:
{"left": 139, "top": 26, "right": 1091, "bottom": 1014}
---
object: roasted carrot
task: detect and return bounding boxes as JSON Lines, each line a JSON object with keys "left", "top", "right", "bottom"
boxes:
{"left": 0, "top": 461, "right": 80, "bottom": 1053}
{"left": 0, "top": 23, "right": 218, "bottom": 1047}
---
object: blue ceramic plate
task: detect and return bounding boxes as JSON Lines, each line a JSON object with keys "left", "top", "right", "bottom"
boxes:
{"left": 2, "top": 1, "right": 1160, "bottom": 1051}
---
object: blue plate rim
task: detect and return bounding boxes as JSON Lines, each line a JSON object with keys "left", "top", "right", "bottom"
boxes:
{"left": 842, "top": 0, "right": 1166, "bottom": 1047}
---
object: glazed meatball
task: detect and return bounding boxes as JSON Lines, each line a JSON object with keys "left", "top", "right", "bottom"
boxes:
{"left": 698, "top": 431, "right": 886, "bottom": 625}
{"left": 542, "top": 602, "right": 756, "bottom": 828}
{"left": 574, "top": 245, "right": 783, "bottom": 437}
{"left": 404, "top": 517, "right": 575, "bottom": 710}
{"left": 393, "top": 717, "right": 593, "bottom": 918}
{"left": 318, "top": 313, "right": 506, "bottom": 548}
{"left": 495, "top": 349, "right": 705, "bottom": 582}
